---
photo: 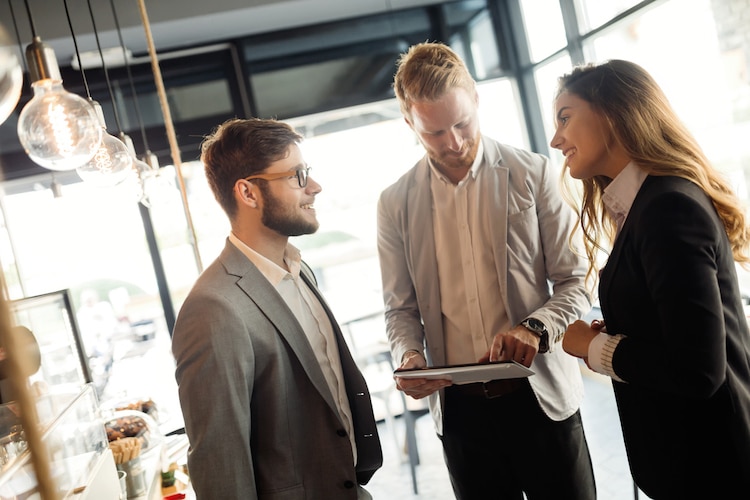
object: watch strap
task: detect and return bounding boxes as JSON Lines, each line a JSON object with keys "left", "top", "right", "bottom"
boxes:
{"left": 521, "top": 318, "right": 549, "bottom": 353}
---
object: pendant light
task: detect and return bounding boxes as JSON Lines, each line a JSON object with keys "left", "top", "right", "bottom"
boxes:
{"left": 109, "top": 0, "right": 175, "bottom": 206}
{"left": 109, "top": 0, "right": 157, "bottom": 202}
{"left": 75, "top": 102, "right": 132, "bottom": 187}
{"left": 0, "top": 20, "right": 23, "bottom": 126}
{"left": 15, "top": 0, "right": 102, "bottom": 171}
{"left": 69, "top": 0, "right": 132, "bottom": 187}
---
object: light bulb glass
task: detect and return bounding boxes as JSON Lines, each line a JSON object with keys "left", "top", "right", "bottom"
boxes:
{"left": 76, "top": 133, "right": 133, "bottom": 187}
{"left": 134, "top": 160, "right": 175, "bottom": 207}
{"left": 0, "top": 25, "right": 22, "bottom": 125}
{"left": 17, "top": 80, "right": 102, "bottom": 171}
{"left": 148, "top": 169, "right": 177, "bottom": 203}
{"left": 132, "top": 157, "right": 157, "bottom": 206}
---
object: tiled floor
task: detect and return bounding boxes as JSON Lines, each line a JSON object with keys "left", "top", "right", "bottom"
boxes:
{"left": 365, "top": 366, "right": 651, "bottom": 499}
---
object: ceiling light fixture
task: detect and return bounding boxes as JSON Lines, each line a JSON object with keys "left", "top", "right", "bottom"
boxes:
{"left": 15, "top": 0, "right": 101, "bottom": 171}
{"left": 0, "top": 20, "right": 23, "bottom": 126}
{"left": 108, "top": 0, "right": 168, "bottom": 206}
{"left": 69, "top": 0, "right": 132, "bottom": 188}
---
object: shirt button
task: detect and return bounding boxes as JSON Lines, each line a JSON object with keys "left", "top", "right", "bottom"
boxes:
{"left": 336, "top": 429, "right": 347, "bottom": 437}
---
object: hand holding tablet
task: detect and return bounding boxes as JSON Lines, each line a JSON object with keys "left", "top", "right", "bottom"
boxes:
{"left": 394, "top": 361, "right": 534, "bottom": 385}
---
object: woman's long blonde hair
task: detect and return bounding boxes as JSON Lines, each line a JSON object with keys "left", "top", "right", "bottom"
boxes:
{"left": 556, "top": 60, "right": 749, "bottom": 284}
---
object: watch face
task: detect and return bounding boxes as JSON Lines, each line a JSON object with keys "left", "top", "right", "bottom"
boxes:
{"left": 524, "top": 318, "right": 545, "bottom": 332}
{"left": 523, "top": 318, "right": 549, "bottom": 353}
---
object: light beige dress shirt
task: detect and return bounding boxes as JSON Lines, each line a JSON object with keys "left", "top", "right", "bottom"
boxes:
{"left": 429, "top": 141, "right": 512, "bottom": 365}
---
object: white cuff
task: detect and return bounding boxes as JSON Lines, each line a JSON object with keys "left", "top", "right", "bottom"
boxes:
{"left": 588, "top": 333, "right": 626, "bottom": 382}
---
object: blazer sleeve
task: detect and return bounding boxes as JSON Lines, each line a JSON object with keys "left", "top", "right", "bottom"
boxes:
{"left": 376, "top": 184, "right": 427, "bottom": 365}
{"left": 172, "top": 290, "right": 258, "bottom": 499}
{"left": 512, "top": 150, "right": 592, "bottom": 346}
{"left": 606, "top": 188, "right": 730, "bottom": 397}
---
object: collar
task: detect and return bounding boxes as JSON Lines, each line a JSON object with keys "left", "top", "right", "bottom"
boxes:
{"left": 228, "top": 232, "right": 302, "bottom": 286}
{"left": 602, "top": 161, "right": 648, "bottom": 226}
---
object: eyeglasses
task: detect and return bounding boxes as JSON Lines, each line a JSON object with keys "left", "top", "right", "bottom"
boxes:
{"left": 244, "top": 166, "right": 310, "bottom": 189}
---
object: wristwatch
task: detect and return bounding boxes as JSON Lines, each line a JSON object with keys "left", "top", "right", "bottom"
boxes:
{"left": 521, "top": 317, "right": 549, "bottom": 353}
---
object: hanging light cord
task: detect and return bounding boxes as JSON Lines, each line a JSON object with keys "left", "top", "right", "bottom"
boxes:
{"left": 21, "top": 0, "right": 36, "bottom": 38}
{"left": 137, "top": 0, "right": 203, "bottom": 272}
{"left": 11, "top": 4, "right": 62, "bottom": 497}
{"left": 109, "top": 0, "right": 149, "bottom": 151}
{"left": 85, "top": 0, "right": 123, "bottom": 134}
{"left": 62, "top": 0, "right": 91, "bottom": 98}
{"left": 8, "top": 0, "right": 28, "bottom": 73}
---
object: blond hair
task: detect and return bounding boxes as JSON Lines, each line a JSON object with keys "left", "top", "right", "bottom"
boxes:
{"left": 393, "top": 42, "right": 476, "bottom": 117}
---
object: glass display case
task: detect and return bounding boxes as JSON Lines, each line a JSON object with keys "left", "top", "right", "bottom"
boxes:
{"left": 0, "top": 384, "right": 120, "bottom": 499}
{"left": 0, "top": 291, "right": 123, "bottom": 498}
{"left": 7, "top": 289, "right": 91, "bottom": 400}
{"left": 0, "top": 289, "right": 166, "bottom": 499}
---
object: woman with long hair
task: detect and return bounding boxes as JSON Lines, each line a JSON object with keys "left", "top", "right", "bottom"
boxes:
{"left": 551, "top": 59, "right": 750, "bottom": 499}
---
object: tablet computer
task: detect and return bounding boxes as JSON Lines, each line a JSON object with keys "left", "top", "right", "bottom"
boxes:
{"left": 394, "top": 361, "right": 534, "bottom": 385}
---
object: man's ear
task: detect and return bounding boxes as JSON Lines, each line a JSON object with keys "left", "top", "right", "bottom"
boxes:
{"left": 235, "top": 179, "right": 260, "bottom": 208}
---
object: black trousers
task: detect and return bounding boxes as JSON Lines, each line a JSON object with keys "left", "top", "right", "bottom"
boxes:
{"left": 441, "top": 381, "right": 596, "bottom": 500}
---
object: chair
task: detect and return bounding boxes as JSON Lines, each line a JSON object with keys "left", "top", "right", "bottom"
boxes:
{"left": 396, "top": 379, "right": 429, "bottom": 494}
{"left": 340, "top": 313, "right": 428, "bottom": 494}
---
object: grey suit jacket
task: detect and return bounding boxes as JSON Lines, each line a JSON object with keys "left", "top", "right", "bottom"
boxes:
{"left": 377, "top": 136, "right": 591, "bottom": 433}
{"left": 172, "top": 240, "right": 382, "bottom": 499}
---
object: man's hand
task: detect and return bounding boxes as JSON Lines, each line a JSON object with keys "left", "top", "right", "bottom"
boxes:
{"left": 393, "top": 350, "right": 451, "bottom": 400}
{"left": 480, "top": 325, "right": 540, "bottom": 367}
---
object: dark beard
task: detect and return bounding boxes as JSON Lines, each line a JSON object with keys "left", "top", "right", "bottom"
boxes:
{"left": 258, "top": 182, "right": 319, "bottom": 237}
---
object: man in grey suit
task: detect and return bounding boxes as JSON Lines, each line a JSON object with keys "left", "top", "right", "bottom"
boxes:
{"left": 172, "top": 118, "right": 382, "bottom": 499}
{"left": 377, "top": 42, "right": 596, "bottom": 499}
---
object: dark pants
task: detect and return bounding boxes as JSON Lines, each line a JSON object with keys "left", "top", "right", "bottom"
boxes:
{"left": 441, "top": 381, "right": 596, "bottom": 500}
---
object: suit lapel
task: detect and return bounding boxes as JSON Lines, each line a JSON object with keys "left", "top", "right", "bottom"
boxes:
{"left": 599, "top": 177, "right": 652, "bottom": 307}
{"left": 482, "top": 140, "right": 510, "bottom": 306}
{"left": 299, "top": 267, "right": 384, "bottom": 475}
{"left": 408, "top": 160, "right": 445, "bottom": 364}
{"left": 409, "top": 160, "right": 439, "bottom": 289}
{"left": 221, "top": 242, "right": 340, "bottom": 417}
{"left": 298, "top": 269, "right": 360, "bottom": 387}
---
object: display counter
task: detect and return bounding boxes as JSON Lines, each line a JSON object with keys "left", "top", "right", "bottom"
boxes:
{"left": 0, "top": 384, "right": 122, "bottom": 498}
{"left": 0, "top": 290, "right": 190, "bottom": 498}
{"left": 0, "top": 383, "right": 172, "bottom": 499}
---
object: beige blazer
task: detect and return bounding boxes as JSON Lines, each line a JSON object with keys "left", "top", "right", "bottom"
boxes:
{"left": 377, "top": 136, "right": 591, "bottom": 434}
{"left": 172, "top": 241, "right": 382, "bottom": 499}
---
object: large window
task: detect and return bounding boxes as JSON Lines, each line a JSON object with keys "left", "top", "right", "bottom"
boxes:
{"left": 0, "top": 170, "right": 185, "bottom": 429}
{"left": 563, "top": 0, "right": 750, "bottom": 291}
{"left": 574, "top": 0, "right": 647, "bottom": 32}
{"left": 519, "top": 0, "right": 567, "bottom": 62}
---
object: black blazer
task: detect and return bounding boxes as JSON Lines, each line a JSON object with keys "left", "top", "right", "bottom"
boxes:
{"left": 599, "top": 175, "right": 750, "bottom": 499}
